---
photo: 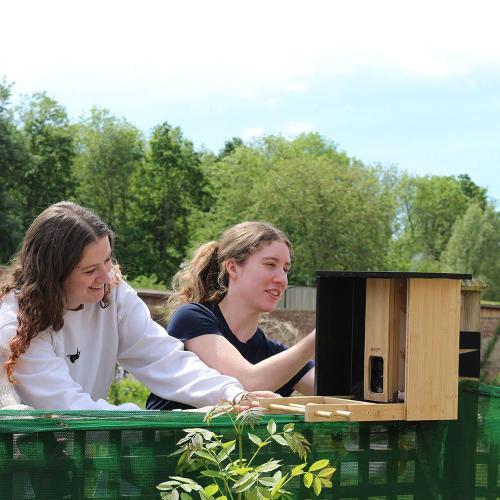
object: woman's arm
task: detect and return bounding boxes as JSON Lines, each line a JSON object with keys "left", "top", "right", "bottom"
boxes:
{"left": 184, "top": 329, "right": 316, "bottom": 393}
{"left": 116, "top": 284, "right": 247, "bottom": 407}
{"left": 292, "top": 366, "right": 315, "bottom": 396}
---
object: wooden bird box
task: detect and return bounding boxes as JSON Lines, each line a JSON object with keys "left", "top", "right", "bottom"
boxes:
{"left": 259, "top": 271, "right": 473, "bottom": 422}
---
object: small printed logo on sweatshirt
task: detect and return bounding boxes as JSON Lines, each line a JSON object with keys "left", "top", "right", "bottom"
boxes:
{"left": 67, "top": 349, "right": 80, "bottom": 363}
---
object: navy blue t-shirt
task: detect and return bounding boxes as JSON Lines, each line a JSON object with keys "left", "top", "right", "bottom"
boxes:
{"left": 146, "top": 303, "right": 314, "bottom": 410}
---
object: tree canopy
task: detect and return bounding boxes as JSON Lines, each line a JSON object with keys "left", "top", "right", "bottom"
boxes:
{"left": 1, "top": 79, "right": 498, "bottom": 298}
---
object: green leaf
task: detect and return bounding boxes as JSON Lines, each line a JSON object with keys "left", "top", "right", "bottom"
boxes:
{"left": 248, "top": 433, "right": 263, "bottom": 446}
{"left": 255, "top": 459, "right": 282, "bottom": 473}
{"left": 231, "top": 466, "right": 253, "bottom": 476}
{"left": 204, "top": 484, "right": 219, "bottom": 496}
{"left": 180, "top": 493, "right": 193, "bottom": 500}
{"left": 217, "top": 444, "right": 235, "bottom": 462}
{"left": 157, "top": 480, "right": 178, "bottom": 491}
{"left": 169, "top": 476, "right": 199, "bottom": 485}
{"left": 200, "top": 470, "right": 224, "bottom": 479}
{"left": 291, "top": 463, "right": 307, "bottom": 476}
{"left": 303, "top": 472, "right": 313, "bottom": 488}
{"left": 271, "top": 434, "right": 288, "bottom": 446}
{"left": 221, "top": 439, "right": 236, "bottom": 449}
{"left": 313, "top": 477, "right": 322, "bottom": 496}
{"left": 317, "top": 466, "right": 336, "bottom": 478}
{"left": 258, "top": 476, "right": 277, "bottom": 487}
{"left": 267, "top": 420, "right": 276, "bottom": 435}
{"left": 193, "top": 450, "right": 218, "bottom": 463}
{"left": 308, "top": 459, "right": 330, "bottom": 472}
{"left": 283, "top": 423, "right": 295, "bottom": 433}
{"left": 233, "top": 472, "right": 258, "bottom": 493}
{"left": 320, "top": 477, "right": 333, "bottom": 488}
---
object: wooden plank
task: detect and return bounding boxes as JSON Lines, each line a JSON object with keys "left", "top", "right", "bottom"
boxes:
{"left": 364, "top": 279, "right": 404, "bottom": 402}
{"left": 305, "top": 402, "right": 406, "bottom": 422}
{"left": 364, "top": 279, "right": 391, "bottom": 402}
{"left": 405, "top": 278, "right": 461, "bottom": 420}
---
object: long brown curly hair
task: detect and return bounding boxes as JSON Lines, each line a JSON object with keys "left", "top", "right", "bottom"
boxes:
{"left": 167, "top": 221, "right": 291, "bottom": 316}
{"left": 0, "top": 201, "right": 121, "bottom": 382}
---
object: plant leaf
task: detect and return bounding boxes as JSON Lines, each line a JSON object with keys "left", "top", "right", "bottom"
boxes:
{"left": 169, "top": 477, "right": 199, "bottom": 485}
{"left": 320, "top": 477, "right": 333, "bottom": 488}
{"left": 157, "top": 480, "right": 179, "bottom": 491}
{"left": 248, "top": 433, "right": 263, "bottom": 446}
{"left": 317, "top": 467, "right": 336, "bottom": 478}
{"left": 271, "top": 434, "right": 288, "bottom": 446}
{"left": 303, "top": 472, "right": 313, "bottom": 488}
{"left": 200, "top": 470, "right": 224, "bottom": 479}
{"left": 291, "top": 463, "right": 307, "bottom": 476}
{"left": 258, "top": 476, "right": 277, "bottom": 487}
{"left": 308, "top": 459, "right": 330, "bottom": 472}
{"left": 255, "top": 459, "right": 282, "bottom": 473}
{"left": 204, "top": 484, "right": 219, "bottom": 496}
{"left": 233, "top": 472, "right": 258, "bottom": 493}
{"left": 313, "top": 477, "right": 322, "bottom": 496}
{"left": 267, "top": 420, "right": 276, "bottom": 435}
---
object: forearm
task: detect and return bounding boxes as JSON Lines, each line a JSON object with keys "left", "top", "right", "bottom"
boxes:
{"left": 238, "top": 331, "right": 315, "bottom": 392}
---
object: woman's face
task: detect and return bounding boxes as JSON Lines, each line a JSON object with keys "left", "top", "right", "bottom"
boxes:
{"left": 62, "top": 236, "right": 113, "bottom": 310}
{"left": 228, "top": 240, "right": 291, "bottom": 313}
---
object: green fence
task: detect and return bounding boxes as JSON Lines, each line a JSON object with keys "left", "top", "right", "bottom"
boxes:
{"left": 0, "top": 381, "right": 498, "bottom": 499}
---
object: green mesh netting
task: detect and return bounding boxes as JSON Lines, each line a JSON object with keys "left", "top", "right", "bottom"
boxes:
{"left": 0, "top": 381, "right": 498, "bottom": 499}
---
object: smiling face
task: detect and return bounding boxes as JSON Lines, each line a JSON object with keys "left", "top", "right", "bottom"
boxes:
{"left": 227, "top": 240, "right": 291, "bottom": 314}
{"left": 62, "top": 236, "right": 113, "bottom": 310}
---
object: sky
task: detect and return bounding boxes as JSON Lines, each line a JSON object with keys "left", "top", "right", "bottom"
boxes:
{"left": 2, "top": 0, "right": 500, "bottom": 203}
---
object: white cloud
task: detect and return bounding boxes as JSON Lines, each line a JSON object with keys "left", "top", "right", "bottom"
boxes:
{"left": 241, "top": 127, "right": 266, "bottom": 141}
{"left": 282, "top": 122, "right": 315, "bottom": 136}
{"left": 284, "top": 81, "right": 310, "bottom": 93}
{"left": 3, "top": 0, "right": 500, "bottom": 102}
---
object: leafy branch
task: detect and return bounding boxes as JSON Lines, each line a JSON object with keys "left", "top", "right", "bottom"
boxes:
{"left": 157, "top": 402, "right": 335, "bottom": 499}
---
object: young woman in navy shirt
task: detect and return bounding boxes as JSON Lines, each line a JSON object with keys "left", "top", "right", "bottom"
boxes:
{"left": 148, "top": 222, "right": 315, "bottom": 410}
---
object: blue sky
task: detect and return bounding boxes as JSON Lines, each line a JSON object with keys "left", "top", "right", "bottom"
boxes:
{"left": 2, "top": 0, "right": 500, "bottom": 203}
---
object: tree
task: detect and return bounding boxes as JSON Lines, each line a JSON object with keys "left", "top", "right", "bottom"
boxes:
{"left": 16, "top": 92, "right": 76, "bottom": 225}
{"left": 0, "top": 80, "right": 28, "bottom": 261}
{"left": 127, "top": 122, "right": 209, "bottom": 281}
{"left": 74, "top": 107, "right": 145, "bottom": 261}
{"left": 191, "top": 133, "right": 396, "bottom": 285}
{"left": 441, "top": 204, "right": 500, "bottom": 300}
{"left": 388, "top": 174, "right": 470, "bottom": 270}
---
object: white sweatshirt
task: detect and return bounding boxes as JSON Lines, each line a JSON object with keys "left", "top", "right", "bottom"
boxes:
{"left": 0, "top": 282, "right": 244, "bottom": 410}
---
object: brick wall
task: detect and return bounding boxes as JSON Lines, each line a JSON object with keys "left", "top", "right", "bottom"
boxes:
{"left": 480, "top": 304, "right": 500, "bottom": 383}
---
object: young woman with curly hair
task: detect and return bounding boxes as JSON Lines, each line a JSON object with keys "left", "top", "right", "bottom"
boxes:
{"left": 0, "top": 202, "right": 273, "bottom": 410}
{"left": 147, "top": 221, "right": 316, "bottom": 410}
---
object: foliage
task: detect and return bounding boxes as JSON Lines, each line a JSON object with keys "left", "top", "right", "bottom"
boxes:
{"left": 127, "top": 273, "right": 168, "bottom": 290}
{"left": 15, "top": 92, "right": 77, "bottom": 226}
{"left": 74, "top": 107, "right": 145, "bottom": 264}
{"left": 191, "top": 133, "right": 396, "bottom": 285}
{"left": 0, "top": 80, "right": 26, "bottom": 262}
{"left": 107, "top": 375, "right": 149, "bottom": 408}
{"left": 157, "top": 402, "right": 335, "bottom": 499}
{"left": 390, "top": 174, "right": 469, "bottom": 268}
{"left": 440, "top": 204, "right": 500, "bottom": 300}
{"left": 127, "top": 122, "right": 209, "bottom": 282}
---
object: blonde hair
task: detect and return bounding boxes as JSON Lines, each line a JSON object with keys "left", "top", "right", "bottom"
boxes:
{"left": 168, "top": 222, "right": 291, "bottom": 314}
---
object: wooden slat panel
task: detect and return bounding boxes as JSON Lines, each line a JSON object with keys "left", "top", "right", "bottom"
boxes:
{"left": 405, "top": 279, "right": 461, "bottom": 420}
{"left": 305, "top": 402, "right": 406, "bottom": 422}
